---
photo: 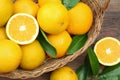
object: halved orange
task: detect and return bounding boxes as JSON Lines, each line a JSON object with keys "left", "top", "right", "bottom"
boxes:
{"left": 94, "top": 37, "right": 120, "bottom": 66}
{"left": 6, "top": 13, "right": 39, "bottom": 45}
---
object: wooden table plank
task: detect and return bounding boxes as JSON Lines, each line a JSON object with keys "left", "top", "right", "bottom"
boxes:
{"left": 106, "top": 0, "right": 120, "bottom": 12}
{"left": 0, "top": 0, "right": 120, "bottom": 80}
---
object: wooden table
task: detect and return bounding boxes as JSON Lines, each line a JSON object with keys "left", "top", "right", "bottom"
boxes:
{"left": 0, "top": 0, "right": 120, "bottom": 80}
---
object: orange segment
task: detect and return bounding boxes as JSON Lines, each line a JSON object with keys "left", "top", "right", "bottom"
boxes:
{"left": 6, "top": 13, "right": 39, "bottom": 45}
{"left": 94, "top": 37, "right": 120, "bottom": 66}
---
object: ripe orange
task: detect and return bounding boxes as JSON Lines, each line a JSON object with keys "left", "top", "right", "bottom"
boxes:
{"left": 38, "top": 0, "right": 61, "bottom": 7}
{"left": 0, "top": 0, "right": 13, "bottom": 27}
{"left": 50, "top": 66, "right": 78, "bottom": 80}
{"left": 14, "top": 0, "right": 39, "bottom": 17}
{"left": 67, "top": 2, "right": 93, "bottom": 35}
{"left": 47, "top": 31, "right": 72, "bottom": 58}
{"left": 0, "top": 27, "right": 8, "bottom": 39}
{"left": 6, "top": 13, "right": 39, "bottom": 45}
{"left": 0, "top": 39, "right": 22, "bottom": 73}
{"left": 20, "top": 40, "right": 46, "bottom": 70}
{"left": 37, "top": 3, "right": 69, "bottom": 34}
{"left": 94, "top": 37, "right": 120, "bottom": 66}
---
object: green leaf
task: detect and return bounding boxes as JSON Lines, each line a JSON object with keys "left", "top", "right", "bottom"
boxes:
{"left": 87, "top": 47, "right": 100, "bottom": 75}
{"left": 76, "top": 65, "right": 92, "bottom": 80}
{"left": 84, "top": 56, "right": 93, "bottom": 76}
{"left": 37, "top": 30, "right": 57, "bottom": 58}
{"left": 66, "top": 34, "right": 88, "bottom": 55}
{"left": 98, "top": 76, "right": 120, "bottom": 80}
{"left": 62, "top": 0, "right": 80, "bottom": 10}
{"left": 98, "top": 63, "right": 120, "bottom": 80}
{"left": 99, "top": 76, "right": 119, "bottom": 80}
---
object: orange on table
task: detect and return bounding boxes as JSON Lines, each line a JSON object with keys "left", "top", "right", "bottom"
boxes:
{"left": 50, "top": 66, "right": 78, "bottom": 80}
{"left": 47, "top": 31, "right": 72, "bottom": 58}
{"left": 6, "top": 13, "right": 39, "bottom": 45}
{"left": 67, "top": 2, "right": 93, "bottom": 35}
{"left": 37, "top": 2, "right": 69, "bottom": 34}
{"left": 0, "top": 39, "right": 22, "bottom": 73}
{"left": 14, "top": 0, "right": 39, "bottom": 17}
{"left": 94, "top": 37, "right": 120, "bottom": 66}
{"left": 38, "top": 0, "right": 61, "bottom": 7}
{"left": 0, "top": 27, "right": 8, "bottom": 39}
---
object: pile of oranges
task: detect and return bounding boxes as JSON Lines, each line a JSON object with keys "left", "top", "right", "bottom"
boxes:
{"left": 0, "top": 0, "right": 93, "bottom": 73}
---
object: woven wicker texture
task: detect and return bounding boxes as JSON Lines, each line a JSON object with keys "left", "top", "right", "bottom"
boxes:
{"left": 0, "top": 0, "right": 110, "bottom": 79}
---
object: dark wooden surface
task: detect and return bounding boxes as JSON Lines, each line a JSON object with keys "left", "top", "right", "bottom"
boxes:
{"left": 0, "top": 0, "right": 120, "bottom": 80}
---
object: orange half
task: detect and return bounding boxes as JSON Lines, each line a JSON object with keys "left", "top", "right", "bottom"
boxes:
{"left": 94, "top": 37, "right": 120, "bottom": 66}
{"left": 6, "top": 13, "right": 39, "bottom": 45}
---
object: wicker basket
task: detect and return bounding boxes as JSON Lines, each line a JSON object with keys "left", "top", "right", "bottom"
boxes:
{"left": 0, "top": 0, "right": 110, "bottom": 79}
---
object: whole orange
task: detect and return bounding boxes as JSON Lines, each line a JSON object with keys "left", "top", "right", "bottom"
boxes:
{"left": 0, "top": 27, "right": 8, "bottom": 39}
{"left": 0, "top": 39, "right": 22, "bottom": 73}
{"left": 14, "top": 0, "right": 39, "bottom": 17}
{"left": 37, "top": 3, "right": 69, "bottom": 34}
{"left": 47, "top": 31, "right": 72, "bottom": 58}
{"left": 20, "top": 40, "right": 46, "bottom": 70}
{"left": 38, "top": 0, "right": 61, "bottom": 7}
{"left": 67, "top": 2, "right": 93, "bottom": 35}
{"left": 50, "top": 66, "right": 78, "bottom": 80}
{"left": 0, "top": 0, "right": 13, "bottom": 27}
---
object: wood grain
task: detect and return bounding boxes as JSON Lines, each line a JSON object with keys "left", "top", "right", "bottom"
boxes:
{"left": 106, "top": 0, "right": 120, "bottom": 12}
{"left": 0, "top": 0, "right": 120, "bottom": 80}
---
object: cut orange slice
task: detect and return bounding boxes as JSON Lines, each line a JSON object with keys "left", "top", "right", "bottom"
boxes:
{"left": 6, "top": 13, "right": 39, "bottom": 45}
{"left": 94, "top": 37, "right": 120, "bottom": 66}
